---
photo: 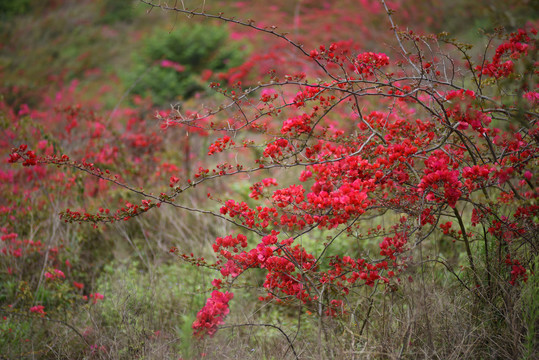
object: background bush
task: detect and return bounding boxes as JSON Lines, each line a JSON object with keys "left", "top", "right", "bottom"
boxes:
{"left": 126, "top": 23, "right": 246, "bottom": 105}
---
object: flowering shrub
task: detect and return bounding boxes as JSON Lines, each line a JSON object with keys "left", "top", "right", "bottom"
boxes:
{"left": 105, "top": 2, "right": 539, "bottom": 347}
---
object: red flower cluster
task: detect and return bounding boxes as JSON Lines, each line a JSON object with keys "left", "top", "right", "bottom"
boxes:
{"left": 7, "top": 144, "right": 37, "bottom": 167}
{"left": 354, "top": 52, "right": 390, "bottom": 75}
{"left": 281, "top": 114, "right": 313, "bottom": 134}
{"left": 192, "top": 291, "right": 234, "bottom": 337}
{"left": 45, "top": 269, "right": 65, "bottom": 280}
{"left": 208, "top": 135, "right": 235, "bottom": 155}
{"left": 84, "top": 292, "right": 104, "bottom": 304}
{"left": 263, "top": 138, "right": 289, "bottom": 159}
{"left": 30, "top": 305, "right": 46, "bottom": 317}
{"left": 505, "top": 254, "right": 528, "bottom": 286}
{"left": 476, "top": 27, "right": 536, "bottom": 78}
{"left": 418, "top": 151, "right": 462, "bottom": 208}
{"left": 249, "top": 178, "right": 278, "bottom": 200}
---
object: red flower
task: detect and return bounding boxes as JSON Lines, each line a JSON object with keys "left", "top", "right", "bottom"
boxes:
{"left": 30, "top": 305, "right": 46, "bottom": 317}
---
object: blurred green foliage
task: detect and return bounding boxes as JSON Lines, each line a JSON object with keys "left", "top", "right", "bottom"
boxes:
{"left": 441, "top": 0, "right": 539, "bottom": 40}
{"left": 97, "top": 0, "right": 135, "bottom": 24}
{"left": 0, "top": 0, "right": 32, "bottom": 18}
{"left": 523, "top": 255, "right": 539, "bottom": 359}
{"left": 126, "top": 23, "right": 246, "bottom": 105}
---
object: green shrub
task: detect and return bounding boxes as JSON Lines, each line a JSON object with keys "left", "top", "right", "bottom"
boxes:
{"left": 0, "top": 0, "right": 32, "bottom": 18}
{"left": 126, "top": 23, "right": 246, "bottom": 105}
{"left": 97, "top": 0, "right": 135, "bottom": 24}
